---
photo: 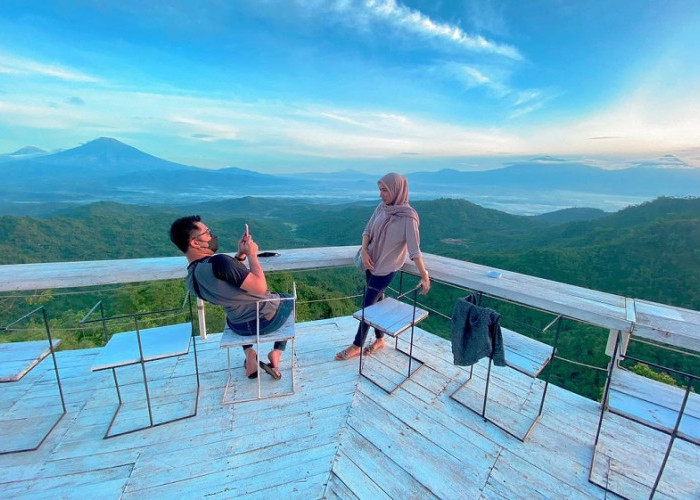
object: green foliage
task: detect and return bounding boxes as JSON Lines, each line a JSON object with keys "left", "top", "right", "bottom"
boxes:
{"left": 629, "top": 362, "right": 681, "bottom": 386}
{"left": 1, "top": 195, "right": 698, "bottom": 401}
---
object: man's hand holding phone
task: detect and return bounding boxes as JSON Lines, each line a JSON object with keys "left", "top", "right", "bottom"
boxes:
{"left": 239, "top": 223, "right": 258, "bottom": 256}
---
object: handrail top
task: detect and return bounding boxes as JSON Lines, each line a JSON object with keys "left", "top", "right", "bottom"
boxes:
{"left": 1, "top": 245, "right": 698, "bottom": 351}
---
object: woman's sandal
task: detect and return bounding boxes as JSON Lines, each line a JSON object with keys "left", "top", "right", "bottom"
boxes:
{"left": 363, "top": 339, "right": 386, "bottom": 355}
{"left": 335, "top": 346, "right": 361, "bottom": 361}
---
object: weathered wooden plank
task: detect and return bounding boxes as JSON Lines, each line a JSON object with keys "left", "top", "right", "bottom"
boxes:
{"left": 0, "top": 412, "right": 65, "bottom": 453}
{"left": 591, "top": 409, "right": 700, "bottom": 498}
{"left": 125, "top": 442, "right": 338, "bottom": 498}
{"left": 0, "top": 339, "right": 61, "bottom": 382}
{"left": 346, "top": 391, "right": 486, "bottom": 498}
{"left": 241, "top": 471, "right": 330, "bottom": 499}
{"left": 0, "top": 464, "right": 134, "bottom": 498}
{"left": 91, "top": 323, "right": 193, "bottom": 370}
{"left": 609, "top": 369, "right": 700, "bottom": 441}
{"left": 486, "top": 448, "right": 606, "bottom": 499}
{"left": 125, "top": 424, "right": 343, "bottom": 493}
{"left": 357, "top": 379, "right": 501, "bottom": 465}
{"left": 324, "top": 472, "right": 362, "bottom": 500}
{"left": 501, "top": 327, "right": 553, "bottom": 377}
{"left": 1, "top": 314, "right": 697, "bottom": 499}
{"left": 0, "top": 246, "right": 358, "bottom": 292}
{"left": 632, "top": 298, "right": 700, "bottom": 351}
{"left": 3, "top": 249, "right": 696, "bottom": 354}
{"left": 333, "top": 427, "right": 435, "bottom": 499}
{"left": 352, "top": 297, "right": 429, "bottom": 336}
{"left": 409, "top": 254, "right": 633, "bottom": 332}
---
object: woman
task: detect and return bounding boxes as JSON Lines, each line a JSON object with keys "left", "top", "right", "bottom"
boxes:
{"left": 335, "top": 172, "right": 430, "bottom": 360}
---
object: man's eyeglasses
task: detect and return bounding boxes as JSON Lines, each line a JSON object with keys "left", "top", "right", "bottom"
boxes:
{"left": 191, "top": 228, "right": 211, "bottom": 240}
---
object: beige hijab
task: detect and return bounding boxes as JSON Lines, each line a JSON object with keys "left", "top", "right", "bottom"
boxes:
{"left": 368, "top": 173, "right": 419, "bottom": 250}
{"left": 377, "top": 172, "right": 419, "bottom": 220}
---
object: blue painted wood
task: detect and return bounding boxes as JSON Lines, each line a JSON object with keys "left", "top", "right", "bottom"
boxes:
{"left": 0, "top": 316, "right": 698, "bottom": 498}
{"left": 0, "top": 339, "right": 61, "bottom": 382}
{"left": 91, "top": 323, "right": 192, "bottom": 371}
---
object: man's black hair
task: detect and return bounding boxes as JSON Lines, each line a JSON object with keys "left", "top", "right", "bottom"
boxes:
{"left": 170, "top": 215, "right": 201, "bottom": 253}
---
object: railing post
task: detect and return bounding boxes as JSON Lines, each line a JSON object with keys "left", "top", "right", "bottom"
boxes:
{"left": 197, "top": 297, "right": 207, "bottom": 339}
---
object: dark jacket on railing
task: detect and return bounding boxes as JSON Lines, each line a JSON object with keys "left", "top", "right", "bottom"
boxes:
{"left": 451, "top": 293, "right": 506, "bottom": 366}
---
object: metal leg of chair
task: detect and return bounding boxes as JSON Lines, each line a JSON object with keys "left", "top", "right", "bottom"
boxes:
{"left": 222, "top": 346, "right": 233, "bottom": 405}
{"left": 650, "top": 383, "right": 692, "bottom": 497}
{"left": 588, "top": 330, "right": 619, "bottom": 489}
{"left": 482, "top": 357, "right": 493, "bottom": 419}
{"left": 42, "top": 307, "right": 67, "bottom": 415}
{"left": 134, "top": 327, "right": 154, "bottom": 428}
{"left": 190, "top": 334, "right": 200, "bottom": 416}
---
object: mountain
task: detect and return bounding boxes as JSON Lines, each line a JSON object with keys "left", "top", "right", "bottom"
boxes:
{"left": 533, "top": 207, "right": 608, "bottom": 224}
{"left": 1, "top": 137, "right": 698, "bottom": 216}
{"left": 0, "top": 145, "right": 49, "bottom": 163}
{"left": 2, "top": 137, "right": 196, "bottom": 175}
{"left": 0, "top": 137, "right": 314, "bottom": 206}
{"left": 407, "top": 161, "right": 700, "bottom": 196}
{"left": 11, "top": 146, "right": 47, "bottom": 156}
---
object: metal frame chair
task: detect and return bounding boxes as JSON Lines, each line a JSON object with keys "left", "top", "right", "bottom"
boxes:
{"left": 82, "top": 293, "right": 200, "bottom": 439}
{"left": 449, "top": 292, "right": 561, "bottom": 442}
{"left": 1, "top": 306, "right": 67, "bottom": 454}
{"left": 589, "top": 331, "right": 699, "bottom": 498}
{"left": 353, "top": 279, "right": 429, "bottom": 394}
{"left": 220, "top": 283, "right": 297, "bottom": 404}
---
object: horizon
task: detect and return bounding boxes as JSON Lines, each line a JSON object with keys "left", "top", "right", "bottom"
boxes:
{"left": 1, "top": 1, "right": 700, "bottom": 174}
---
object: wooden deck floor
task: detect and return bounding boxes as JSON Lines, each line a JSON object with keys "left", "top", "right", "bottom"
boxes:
{"left": 1, "top": 316, "right": 698, "bottom": 499}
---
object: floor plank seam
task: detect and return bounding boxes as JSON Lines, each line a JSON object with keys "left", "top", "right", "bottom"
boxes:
{"left": 482, "top": 446, "right": 504, "bottom": 494}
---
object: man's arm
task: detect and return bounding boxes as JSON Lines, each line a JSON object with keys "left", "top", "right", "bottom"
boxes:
{"left": 240, "top": 252, "right": 269, "bottom": 294}
{"left": 237, "top": 233, "right": 269, "bottom": 294}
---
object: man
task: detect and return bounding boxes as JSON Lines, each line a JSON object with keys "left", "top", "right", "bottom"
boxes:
{"left": 169, "top": 215, "right": 292, "bottom": 380}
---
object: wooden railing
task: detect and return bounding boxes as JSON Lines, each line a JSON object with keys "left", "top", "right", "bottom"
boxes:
{"left": 1, "top": 246, "right": 698, "bottom": 352}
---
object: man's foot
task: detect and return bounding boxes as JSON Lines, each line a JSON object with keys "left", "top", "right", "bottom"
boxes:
{"left": 335, "top": 344, "right": 361, "bottom": 361}
{"left": 244, "top": 348, "right": 258, "bottom": 378}
{"left": 265, "top": 350, "right": 282, "bottom": 379}
{"left": 363, "top": 338, "right": 386, "bottom": 355}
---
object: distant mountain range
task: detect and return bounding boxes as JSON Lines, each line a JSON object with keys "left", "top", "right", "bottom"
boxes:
{"left": 1, "top": 137, "right": 698, "bottom": 215}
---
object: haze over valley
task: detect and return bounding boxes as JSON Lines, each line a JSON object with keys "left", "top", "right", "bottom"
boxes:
{"left": 2, "top": 138, "right": 697, "bottom": 216}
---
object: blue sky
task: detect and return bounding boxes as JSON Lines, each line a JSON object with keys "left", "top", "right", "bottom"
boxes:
{"left": 1, "top": 0, "right": 699, "bottom": 173}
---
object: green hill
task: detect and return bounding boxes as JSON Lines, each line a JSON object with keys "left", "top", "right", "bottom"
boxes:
{"left": 1, "top": 195, "right": 697, "bottom": 400}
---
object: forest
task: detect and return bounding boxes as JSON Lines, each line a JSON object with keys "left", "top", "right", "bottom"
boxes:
{"left": 1, "top": 195, "right": 698, "bottom": 401}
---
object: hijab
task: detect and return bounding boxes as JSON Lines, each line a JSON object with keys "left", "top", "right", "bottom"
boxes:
{"left": 368, "top": 173, "right": 419, "bottom": 252}
{"left": 377, "top": 173, "right": 419, "bottom": 221}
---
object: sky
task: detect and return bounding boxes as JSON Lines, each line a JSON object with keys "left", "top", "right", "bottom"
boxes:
{"left": 1, "top": 0, "right": 700, "bottom": 173}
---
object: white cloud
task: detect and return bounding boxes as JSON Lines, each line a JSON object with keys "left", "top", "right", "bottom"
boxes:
{"left": 361, "top": 0, "right": 521, "bottom": 59}
{"left": 169, "top": 116, "right": 240, "bottom": 142}
{"left": 0, "top": 55, "right": 100, "bottom": 82}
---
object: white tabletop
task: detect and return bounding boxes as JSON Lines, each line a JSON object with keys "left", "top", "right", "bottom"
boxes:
{"left": 353, "top": 297, "right": 429, "bottom": 337}
{"left": 91, "top": 323, "right": 193, "bottom": 371}
{"left": 0, "top": 339, "right": 61, "bottom": 382}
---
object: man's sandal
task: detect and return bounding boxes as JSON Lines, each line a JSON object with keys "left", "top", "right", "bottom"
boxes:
{"left": 261, "top": 362, "right": 282, "bottom": 380}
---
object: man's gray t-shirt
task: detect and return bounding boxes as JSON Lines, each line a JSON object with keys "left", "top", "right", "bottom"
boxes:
{"left": 186, "top": 254, "right": 279, "bottom": 324}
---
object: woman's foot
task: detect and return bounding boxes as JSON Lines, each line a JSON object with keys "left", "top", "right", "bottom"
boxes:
{"left": 335, "top": 344, "right": 361, "bottom": 361}
{"left": 244, "top": 348, "right": 258, "bottom": 379}
{"left": 363, "top": 338, "right": 386, "bottom": 355}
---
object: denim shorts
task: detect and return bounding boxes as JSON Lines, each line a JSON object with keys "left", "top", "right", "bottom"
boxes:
{"left": 226, "top": 293, "right": 294, "bottom": 337}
